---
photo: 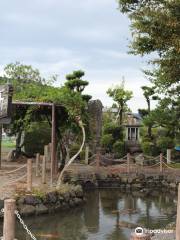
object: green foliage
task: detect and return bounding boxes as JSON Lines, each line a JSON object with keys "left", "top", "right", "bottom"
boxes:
{"left": 24, "top": 122, "right": 51, "bottom": 155}
{"left": 65, "top": 70, "right": 92, "bottom": 102}
{"left": 101, "top": 134, "right": 114, "bottom": 152}
{"left": 112, "top": 140, "right": 125, "bottom": 158}
{"left": 1, "top": 63, "right": 91, "bottom": 160}
{"left": 141, "top": 141, "right": 159, "bottom": 156}
{"left": 103, "top": 123, "right": 124, "bottom": 142}
{"left": 118, "top": 0, "right": 179, "bottom": 151}
{"left": 156, "top": 137, "right": 174, "bottom": 154}
{"left": 107, "top": 81, "right": 133, "bottom": 125}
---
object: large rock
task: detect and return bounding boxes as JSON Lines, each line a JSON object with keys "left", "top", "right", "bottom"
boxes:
{"left": 35, "top": 204, "right": 48, "bottom": 215}
{"left": 19, "top": 204, "right": 36, "bottom": 216}
{"left": 24, "top": 195, "right": 41, "bottom": 206}
{"left": 88, "top": 100, "right": 103, "bottom": 153}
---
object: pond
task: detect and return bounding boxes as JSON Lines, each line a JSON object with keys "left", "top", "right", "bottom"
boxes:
{"left": 0, "top": 189, "right": 177, "bottom": 240}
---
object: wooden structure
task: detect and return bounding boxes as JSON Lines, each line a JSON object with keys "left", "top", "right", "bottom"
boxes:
{"left": 3, "top": 199, "right": 16, "bottom": 240}
{"left": 0, "top": 101, "right": 66, "bottom": 178}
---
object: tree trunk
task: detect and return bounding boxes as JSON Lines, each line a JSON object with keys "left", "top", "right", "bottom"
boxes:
{"left": 147, "top": 99, "right": 152, "bottom": 139}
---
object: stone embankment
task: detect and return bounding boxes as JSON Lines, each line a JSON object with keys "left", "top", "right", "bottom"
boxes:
{"left": 0, "top": 184, "right": 85, "bottom": 218}
{"left": 63, "top": 169, "right": 180, "bottom": 192}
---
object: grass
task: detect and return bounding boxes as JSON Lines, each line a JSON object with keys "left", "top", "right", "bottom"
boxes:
{"left": 2, "top": 139, "right": 16, "bottom": 148}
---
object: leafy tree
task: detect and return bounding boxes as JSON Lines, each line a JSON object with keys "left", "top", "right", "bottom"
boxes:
{"left": 65, "top": 70, "right": 92, "bottom": 102}
{"left": 118, "top": 0, "right": 180, "bottom": 150}
{"left": 118, "top": 0, "right": 180, "bottom": 91}
{"left": 0, "top": 63, "right": 89, "bottom": 162}
{"left": 107, "top": 81, "right": 133, "bottom": 125}
{"left": 140, "top": 86, "right": 159, "bottom": 138}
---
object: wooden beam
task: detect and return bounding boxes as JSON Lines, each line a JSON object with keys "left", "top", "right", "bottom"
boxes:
{"left": 51, "top": 103, "right": 57, "bottom": 182}
{"left": 0, "top": 124, "right": 2, "bottom": 169}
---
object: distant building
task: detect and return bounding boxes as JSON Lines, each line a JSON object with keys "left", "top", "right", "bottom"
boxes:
{"left": 124, "top": 113, "right": 142, "bottom": 153}
{"left": 103, "top": 108, "right": 142, "bottom": 153}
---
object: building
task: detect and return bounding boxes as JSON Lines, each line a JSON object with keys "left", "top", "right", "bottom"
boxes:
{"left": 124, "top": 113, "right": 142, "bottom": 153}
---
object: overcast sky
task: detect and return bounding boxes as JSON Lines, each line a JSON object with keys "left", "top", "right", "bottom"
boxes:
{"left": 0, "top": 0, "right": 155, "bottom": 112}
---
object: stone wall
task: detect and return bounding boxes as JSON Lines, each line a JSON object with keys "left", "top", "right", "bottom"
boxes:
{"left": 0, "top": 185, "right": 85, "bottom": 218}
{"left": 64, "top": 171, "right": 179, "bottom": 193}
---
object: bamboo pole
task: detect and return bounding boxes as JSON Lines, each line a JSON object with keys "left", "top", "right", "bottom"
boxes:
{"left": 27, "top": 159, "right": 32, "bottom": 192}
{"left": 3, "top": 199, "right": 16, "bottom": 240}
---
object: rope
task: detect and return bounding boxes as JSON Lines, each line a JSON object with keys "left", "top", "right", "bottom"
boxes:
{"left": 162, "top": 161, "right": 180, "bottom": 171}
{"left": 143, "top": 162, "right": 160, "bottom": 168}
{"left": 143, "top": 155, "right": 159, "bottom": 160}
{"left": 0, "top": 164, "right": 26, "bottom": 175}
{"left": 88, "top": 154, "right": 97, "bottom": 160}
{"left": 1, "top": 174, "right": 27, "bottom": 188}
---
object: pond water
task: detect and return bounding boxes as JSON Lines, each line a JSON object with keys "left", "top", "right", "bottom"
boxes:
{"left": 0, "top": 189, "right": 177, "bottom": 240}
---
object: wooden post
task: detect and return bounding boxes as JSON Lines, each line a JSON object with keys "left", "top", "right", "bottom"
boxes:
{"left": 51, "top": 103, "right": 56, "bottom": 182}
{"left": 167, "top": 149, "right": 171, "bottom": 164}
{"left": 160, "top": 153, "right": 163, "bottom": 173}
{"left": 48, "top": 143, "right": 52, "bottom": 162}
{"left": 130, "top": 233, "right": 151, "bottom": 240}
{"left": 85, "top": 145, "right": 89, "bottom": 165}
{"left": 176, "top": 183, "right": 180, "bottom": 240}
{"left": 3, "top": 199, "right": 16, "bottom": 240}
{"left": 127, "top": 153, "right": 130, "bottom": 174}
{"left": 27, "top": 159, "right": 32, "bottom": 192}
{"left": 0, "top": 124, "right": 2, "bottom": 170}
{"left": 42, "top": 155, "right": 46, "bottom": 184}
{"left": 35, "top": 153, "right": 40, "bottom": 177}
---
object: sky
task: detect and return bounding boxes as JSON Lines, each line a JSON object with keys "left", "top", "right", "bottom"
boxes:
{"left": 0, "top": 0, "right": 155, "bottom": 112}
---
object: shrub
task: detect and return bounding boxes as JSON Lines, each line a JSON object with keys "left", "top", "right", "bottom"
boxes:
{"left": 156, "top": 136, "right": 175, "bottom": 154}
{"left": 141, "top": 141, "right": 159, "bottom": 156}
{"left": 112, "top": 140, "right": 125, "bottom": 158}
{"left": 101, "top": 134, "right": 114, "bottom": 152}
{"left": 103, "top": 123, "right": 124, "bottom": 141}
{"left": 24, "top": 122, "right": 51, "bottom": 156}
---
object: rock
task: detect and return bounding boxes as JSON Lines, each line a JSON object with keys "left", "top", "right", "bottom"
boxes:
{"left": 76, "top": 190, "right": 83, "bottom": 198}
{"left": 69, "top": 200, "right": 75, "bottom": 207}
{"left": 74, "top": 198, "right": 82, "bottom": 206}
{"left": 132, "top": 183, "right": 143, "bottom": 189}
{"left": 36, "top": 204, "right": 48, "bottom": 215}
{"left": 17, "top": 197, "right": 25, "bottom": 205}
{"left": 170, "top": 183, "right": 177, "bottom": 189}
{"left": 121, "top": 177, "right": 128, "bottom": 183}
{"left": 19, "top": 204, "right": 36, "bottom": 216}
{"left": 45, "top": 192, "right": 57, "bottom": 204}
{"left": 24, "top": 195, "right": 41, "bottom": 206}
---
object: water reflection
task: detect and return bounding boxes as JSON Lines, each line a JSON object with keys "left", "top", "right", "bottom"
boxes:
{"left": 0, "top": 189, "right": 177, "bottom": 240}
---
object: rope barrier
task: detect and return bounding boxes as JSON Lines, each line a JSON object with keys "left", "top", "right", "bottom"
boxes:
{"left": 0, "top": 164, "right": 26, "bottom": 175}
{"left": 143, "top": 155, "right": 159, "bottom": 160}
{"left": 143, "top": 162, "right": 160, "bottom": 168}
{"left": 162, "top": 161, "right": 180, "bottom": 171}
{"left": 0, "top": 174, "right": 27, "bottom": 188}
{"left": 88, "top": 154, "right": 97, "bottom": 160}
